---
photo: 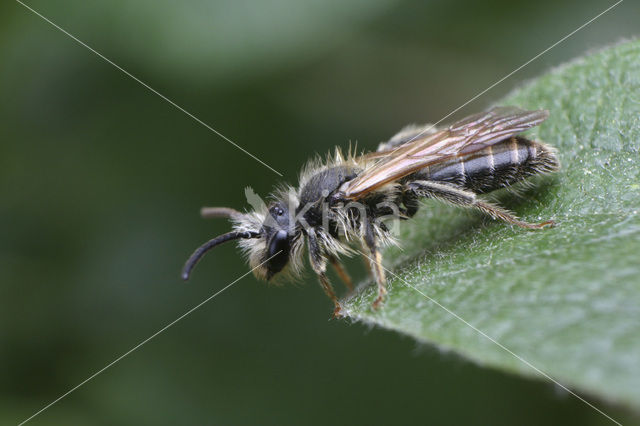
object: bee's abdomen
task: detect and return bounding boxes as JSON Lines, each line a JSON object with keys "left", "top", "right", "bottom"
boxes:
{"left": 414, "top": 137, "right": 559, "bottom": 193}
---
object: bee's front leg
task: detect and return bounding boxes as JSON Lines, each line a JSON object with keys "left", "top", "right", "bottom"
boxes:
{"left": 308, "top": 231, "right": 343, "bottom": 317}
{"left": 318, "top": 272, "right": 343, "bottom": 318}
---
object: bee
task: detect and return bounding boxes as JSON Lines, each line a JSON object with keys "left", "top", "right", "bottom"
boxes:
{"left": 182, "top": 107, "right": 559, "bottom": 316}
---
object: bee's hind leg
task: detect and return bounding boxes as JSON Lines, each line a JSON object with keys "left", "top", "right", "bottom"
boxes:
{"left": 363, "top": 218, "right": 387, "bottom": 309}
{"left": 406, "top": 180, "right": 554, "bottom": 229}
{"left": 473, "top": 200, "right": 554, "bottom": 229}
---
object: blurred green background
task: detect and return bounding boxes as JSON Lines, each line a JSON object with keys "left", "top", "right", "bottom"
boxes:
{"left": 1, "top": 0, "right": 638, "bottom": 424}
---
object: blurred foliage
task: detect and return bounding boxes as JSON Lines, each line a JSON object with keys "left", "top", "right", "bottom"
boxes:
{"left": 345, "top": 39, "right": 640, "bottom": 409}
{"left": 2, "top": 0, "right": 639, "bottom": 425}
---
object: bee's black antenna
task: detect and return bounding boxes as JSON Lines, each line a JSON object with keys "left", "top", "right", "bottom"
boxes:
{"left": 200, "top": 207, "right": 242, "bottom": 219}
{"left": 182, "top": 231, "right": 260, "bottom": 281}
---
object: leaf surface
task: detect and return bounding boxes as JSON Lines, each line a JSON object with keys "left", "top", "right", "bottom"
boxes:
{"left": 344, "top": 39, "right": 640, "bottom": 408}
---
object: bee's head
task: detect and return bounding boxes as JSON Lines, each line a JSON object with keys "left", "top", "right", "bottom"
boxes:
{"left": 258, "top": 202, "right": 295, "bottom": 280}
{"left": 182, "top": 197, "right": 303, "bottom": 283}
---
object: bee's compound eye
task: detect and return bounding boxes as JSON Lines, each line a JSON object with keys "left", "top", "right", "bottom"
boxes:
{"left": 269, "top": 205, "right": 285, "bottom": 217}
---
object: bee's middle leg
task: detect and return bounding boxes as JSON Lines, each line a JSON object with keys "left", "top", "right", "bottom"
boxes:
{"left": 405, "top": 180, "right": 554, "bottom": 229}
{"left": 363, "top": 218, "right": 387, "bottom": 309}
{"left": 329, "top": 256, "right": 354, "bottom": 292}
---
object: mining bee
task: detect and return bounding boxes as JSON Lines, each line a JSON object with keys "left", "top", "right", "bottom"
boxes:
{"left": 182, "top": 107, "right": 559, "bottom": 316}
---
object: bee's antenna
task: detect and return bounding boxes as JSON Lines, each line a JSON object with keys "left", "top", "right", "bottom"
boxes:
{"left": 182, "top": 231, "right": 260, "bottom": 280}
{"left": 200, "top": 207, "right": 242, "bottom": 219}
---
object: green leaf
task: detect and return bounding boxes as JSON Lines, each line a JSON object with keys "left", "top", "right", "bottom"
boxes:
{"left": 343, "top": 39, "right": 640, "bottom": 408}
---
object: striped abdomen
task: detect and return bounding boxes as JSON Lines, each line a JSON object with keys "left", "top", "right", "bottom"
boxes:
{"left": 411, "top": 136, "right": 559, "bottom": 193}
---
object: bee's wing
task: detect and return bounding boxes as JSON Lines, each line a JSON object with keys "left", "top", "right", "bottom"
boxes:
{"left": 343, "top": 107, "right": 549, "bottom": 199}
{"left": 359, "top": 123, "right": 441, "bottom": 162}
{"left": 379, "top": 123, "right": 440, "bottom": 152}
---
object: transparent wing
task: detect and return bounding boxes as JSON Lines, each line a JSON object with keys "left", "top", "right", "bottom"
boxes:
{"left": 378, "top": 123, "right": 439, "bottom": 152}
{"left": 359, "top": 123, "right": 440, "bottom": 162}
{"left": 343, "top": 107, "right": 549, "bottom": 199}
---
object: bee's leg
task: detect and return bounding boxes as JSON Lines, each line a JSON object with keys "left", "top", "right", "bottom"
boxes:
{"left": 370, "top": 250, "right": 387, "bottom": 309}
{"left": 406, "top": 180, "right": 554, "bottom": 229}
{"left": 362, "top": 257, "right": 374, "bottom": 279}
{"left": 329, "top": 256, "right": 354, "bottom": 292}
{"left": 473, "top": 200, "right": 555, "bottom": 229}
{"left": 363, "top": 219, "right": 387, "bottom": 309}
{"left": 319, "top": 273, "right": 343, "bottom": 318}
{"left": 308, "top": 231, "right": 343, "bottom": 317}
